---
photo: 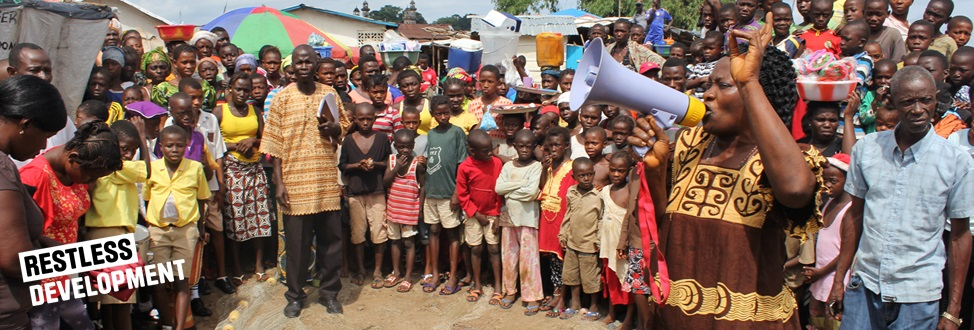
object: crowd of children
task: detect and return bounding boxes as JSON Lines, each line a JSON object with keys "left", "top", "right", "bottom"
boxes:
{"left": 2, "top": 0, "right": 974, "bottom": 329}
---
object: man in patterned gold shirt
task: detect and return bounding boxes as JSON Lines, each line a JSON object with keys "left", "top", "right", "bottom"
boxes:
{"left": 260, "top": 44, "right": 350, "bottom": 318}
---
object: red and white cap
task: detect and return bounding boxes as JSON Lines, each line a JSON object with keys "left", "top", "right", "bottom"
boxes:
{"left": 827, "top": 153, "right": 850, "bottom": 172}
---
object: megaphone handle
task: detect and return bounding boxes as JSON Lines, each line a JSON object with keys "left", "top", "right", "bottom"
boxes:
{"left": 633, "top": 145, "right": 651, "bottom": 157}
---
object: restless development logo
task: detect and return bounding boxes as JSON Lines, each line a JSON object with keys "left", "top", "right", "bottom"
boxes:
{"left": 20, "top": 234, "right": 185, "bottom": 306}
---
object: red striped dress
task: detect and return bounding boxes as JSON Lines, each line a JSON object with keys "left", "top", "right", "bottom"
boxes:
{"left": 386, "top": 155, "right": 420, "bottom": 225}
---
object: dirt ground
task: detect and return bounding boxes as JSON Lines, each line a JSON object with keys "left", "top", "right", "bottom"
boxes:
{"left": 197, "top": 269, "right": 609, "bottom": 330}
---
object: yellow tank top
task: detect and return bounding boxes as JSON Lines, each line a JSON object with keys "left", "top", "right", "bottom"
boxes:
{"left": 400, "top": 100, "right": 433, "bottom": 135}
{"left": 220, "top": 103, "right": 260, "bottom": 163}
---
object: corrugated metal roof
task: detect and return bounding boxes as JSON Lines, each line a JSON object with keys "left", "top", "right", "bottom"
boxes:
{"left": 281, "top": 4, "right": 398, "bottom": 28}
{"left": 117, "top": 0, "right": 173, "bottom": 24}
{"left": 471, "top": 15, "right": 578, "bottom": 36}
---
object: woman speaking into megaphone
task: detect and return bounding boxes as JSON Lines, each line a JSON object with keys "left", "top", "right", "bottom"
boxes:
{"left": 625, "top": 12, "right": 824, "bottom": 329}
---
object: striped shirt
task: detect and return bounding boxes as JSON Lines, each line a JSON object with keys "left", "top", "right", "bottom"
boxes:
{"left": 374, "top": 105, "right": 403, "bottom": 138}
{"left": 386, "top": 154, "right": 421, "bottom": 225}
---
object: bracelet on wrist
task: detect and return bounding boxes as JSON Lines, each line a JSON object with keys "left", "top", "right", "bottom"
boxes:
{"left": 942, "top": 311, "right": 963, "bottom": 326}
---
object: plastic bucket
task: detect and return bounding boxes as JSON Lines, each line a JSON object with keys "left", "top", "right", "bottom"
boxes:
{"left": 480, "top": 29, "right": 520, "bottom": 67}
{"left": 379, "top": 50, "right": 421, "bottom": 65}
{"left": 313, "top": 46, "right": 333, "bottom": 58}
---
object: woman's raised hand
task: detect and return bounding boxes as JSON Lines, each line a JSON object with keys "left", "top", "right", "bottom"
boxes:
{"left": 728, "top": 11, "right": 775, "bottom": 86}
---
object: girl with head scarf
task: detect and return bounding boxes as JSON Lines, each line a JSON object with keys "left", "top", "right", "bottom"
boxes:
{"left": 234, "top": 54, "right": 258, "bottom": 76}
{"left": 141, "top": 47, "right": 172, "bottom": 101}
{"left": 191, "top": 31, "right": 219, "bottom": 60}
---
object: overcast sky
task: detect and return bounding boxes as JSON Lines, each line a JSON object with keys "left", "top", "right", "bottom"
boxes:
{"left": 129, "top": 0, "right": 972, "bottom": 28}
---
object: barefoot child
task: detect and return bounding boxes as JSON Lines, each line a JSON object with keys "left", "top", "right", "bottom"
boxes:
{"left": 495, "top": 129, "right": 543, "bottom": 314}
{"left": 423, "top": 96, "right": 467, "bottom": 295}
{"left": 384, "top": 130, "right": 426, "bottom": 293}
{"left": 144, "top": 125, "right": 211, "bottom": 330}
{"left": 599, "top": 152, "right": 635, "bottom": 328}
{"left": 538, "top": 127, "right": 577, "bottom": 317}
{"left": 584, "top": 127, "right": 611, "bottom": 189}
{"left": 456, "top": 130, "right": 503, "bottom": 303}
{"left": 558, "top": 157, "right": 603, "bottom": 321}
{"left": 339, "top": 103, "right": 392, "bottom": 289}
{"left": 806, "top": 154, "right": 852, "bottom": 330}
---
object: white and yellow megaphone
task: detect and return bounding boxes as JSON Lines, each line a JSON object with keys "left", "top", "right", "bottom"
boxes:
{"left": 570, "top": 38, "right": 706, "bottom": 128}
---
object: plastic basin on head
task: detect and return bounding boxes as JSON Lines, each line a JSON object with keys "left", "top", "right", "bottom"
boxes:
{"left": 379, "top": 51, "right": 420, "bottom": 65}
{"left": 313, "top": 46, "right": 333, "bottom": 58}
{"left": 156, "top": 25, "right": 196, "bottom": 42}
{"left": 797, "top": 80, "right": 859, "bottom": 102}
{"left": 654, "top": 44, "right": 671, "bottom": 57}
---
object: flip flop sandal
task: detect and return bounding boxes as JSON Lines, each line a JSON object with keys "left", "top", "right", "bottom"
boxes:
{"left": 397, "top": 280, "right": 413, "bottom": 293}
{"left": 459, "top": 277, "right": 472, "bottom": 287}
{"left": 439, "top": 285, "right": 461, "bottom": 296}
{"left": 255, "top": 273, "right": 269, "bottom": 282}
{"left": 524, "top": 305, "right": 540, "bottom": 316}
{"left": 488, "top": 292, "right": 503, "bottom": 305}
{"left": 370, "top": 276, "right": 385, "bottom": 289}
{"left": 499, "top": 296, "right": 517, "bottom": 309}
{"left": 421, "top": 274, "right": 438, "bottom": 293}
{"left": 231, "top": 275, "right": 246, "bottom": 286}
{"left": 465, "top": 289, "right": 483, "bottom": 302}
{"left": 582, "top": 311, "right": 601, "bottom": 321}
{"left": 559, "top": 308, "right": 578, "bottom": 320}
{"left": 382, "top": 273, "right": 401, "bottom": 288}
{"left": 545, "top": 308, "right": 563, "bottom": 318}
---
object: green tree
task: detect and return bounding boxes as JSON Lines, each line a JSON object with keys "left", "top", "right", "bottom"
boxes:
{"left": 367, "top": 5, "right": 429, "bottom": 24}
{"left": 433, "top": 14, "right": 473, "bottom": 31}
{"left": 492, "top": 0, "right": 559, "bottom": 15}
{"left": 578, "top": 0, "right": 704, "bottom": 30}
{"left": 368, "top": 5, "right": 403, "bottom": 23}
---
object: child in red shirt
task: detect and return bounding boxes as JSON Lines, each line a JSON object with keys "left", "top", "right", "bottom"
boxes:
{"left": 455, "top": 129, "right": 504, "bottom": 303}
{"left": 800, "top": 0, "right": 841, "bottom": 55}
{"left": 418, "top": 54, "right": 437, "bottom": 93}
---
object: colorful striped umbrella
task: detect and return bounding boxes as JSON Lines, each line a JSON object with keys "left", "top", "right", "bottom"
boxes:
{"left": 201, "top": 6, "right": 350, "bottom": 59}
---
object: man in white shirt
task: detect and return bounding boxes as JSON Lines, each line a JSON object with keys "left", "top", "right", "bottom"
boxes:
{"left": 5, "top": 43, "right": 76, "bottom": 168}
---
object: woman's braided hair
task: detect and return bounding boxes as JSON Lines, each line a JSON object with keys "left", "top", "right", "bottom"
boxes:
{"left": 64, "top": 121, "right": 123, "bottom": 172}
{"left": 758, "top": 45, "right": 798, "bottom": 127}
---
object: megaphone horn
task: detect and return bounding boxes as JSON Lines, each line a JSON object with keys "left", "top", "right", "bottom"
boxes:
{"left": 569, "top": 38, "right": 705, "bottom": 128}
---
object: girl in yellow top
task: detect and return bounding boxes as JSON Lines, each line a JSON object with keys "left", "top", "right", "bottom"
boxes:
{"left": 84, "top": 119, "right": 149, "bottom": 328}
{"left": 216, "top": 72, "right": 275, "bottom": 282}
